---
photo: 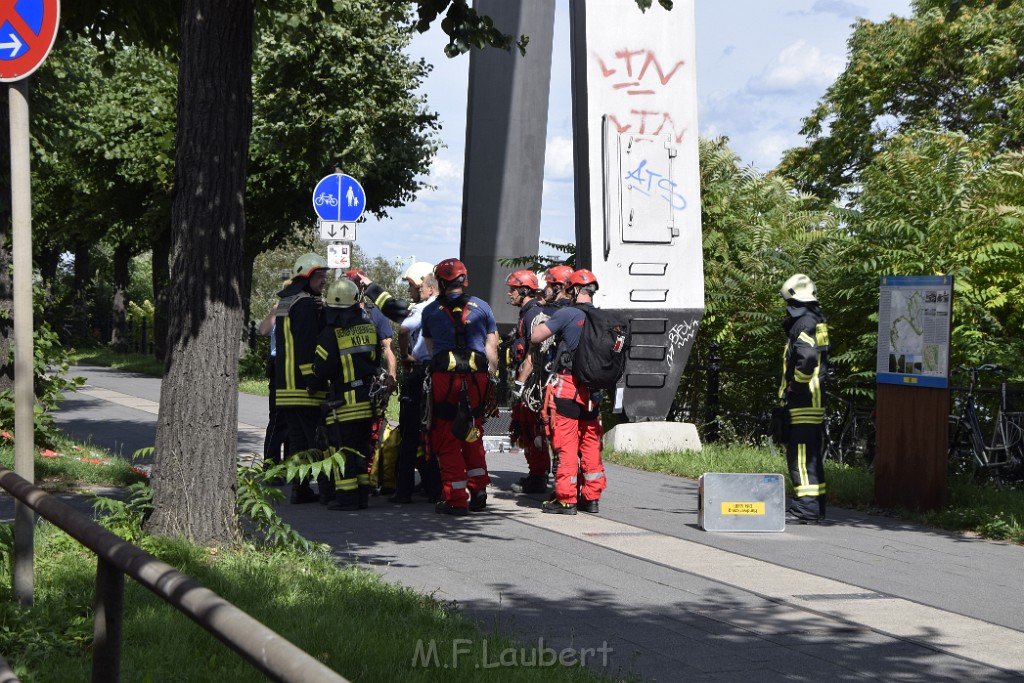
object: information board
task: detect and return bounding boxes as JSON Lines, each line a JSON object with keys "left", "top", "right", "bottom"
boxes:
{"left": 876, "top": 275, "right": 953, "bottom": 389}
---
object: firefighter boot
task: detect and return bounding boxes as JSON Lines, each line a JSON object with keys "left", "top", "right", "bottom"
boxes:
{"left": 469, "top": 489, "right": 487, "bottom": 512}
{"left": 327, "top": 490, "right": 359, "bottom": 511}
{"left": 318, "top": 474, "right": 335, "bottom": 505}
{"left": 578, "top": 498, "right": 600, "bottom": 514}
{"left": 541, "top": 499, "right": 577, "bottom": 515}
{"left": 358, "top": 485, "right": 372, "bottom": 510}
{"left": 290, "top": 482, "right": 317, "bottom": 504}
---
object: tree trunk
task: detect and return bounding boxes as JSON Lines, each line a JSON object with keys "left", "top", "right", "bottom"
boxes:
{"left": 152, "top": 222, "right": 171, "bottom": 363}
{"left": 111, "top": 243, "right": 130, "bottom": 352}
{"left": 73, "top": 240, "right": 92, "bottom": 341}
{"left": 147, "top": 0, "right": 255, "bottom": 545}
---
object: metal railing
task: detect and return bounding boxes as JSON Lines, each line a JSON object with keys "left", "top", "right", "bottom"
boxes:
{"left": 0, "top": 467, "right": 348, "bottom": 683}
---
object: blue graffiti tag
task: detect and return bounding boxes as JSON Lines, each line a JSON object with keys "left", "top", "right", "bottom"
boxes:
{"left": 624, "top": 159, "right": 687, "bottom": 211}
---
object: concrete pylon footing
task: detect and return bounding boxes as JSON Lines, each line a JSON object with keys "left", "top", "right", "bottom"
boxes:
{"left": 603, "top": 422, "right": 702, "bottom": 454}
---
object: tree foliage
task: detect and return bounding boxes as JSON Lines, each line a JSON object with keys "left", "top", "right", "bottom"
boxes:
{"left": 780, "top": 0, "right": 1024, "bottom": 200}
{"left": 826, "top": 131, "right": 1024, "bottom": 375}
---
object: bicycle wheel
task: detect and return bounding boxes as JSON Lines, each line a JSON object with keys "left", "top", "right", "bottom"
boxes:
{"left": 836, "top": 412, "right": 873, "bottom": 467}
{"left": 948, "top": 413, "right": 978, "bottom": 476}
{"left": 991, "top": 411, "right": 1024, "bottom": 481}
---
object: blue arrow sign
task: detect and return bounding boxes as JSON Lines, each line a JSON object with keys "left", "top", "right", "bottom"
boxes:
{"left": 312, "top": 173, "right": 366, "bottom": 223}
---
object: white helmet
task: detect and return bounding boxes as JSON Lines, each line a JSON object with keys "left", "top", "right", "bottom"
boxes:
{"left": 403, "top": 261, "right": 434, "bottom": 286}
{"left": 780, "top": 273, "right": 817, "bottom": 303}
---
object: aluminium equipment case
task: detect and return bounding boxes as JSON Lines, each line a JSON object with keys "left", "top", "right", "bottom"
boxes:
{"left": 698, "top": 472, "right": 785, "bottom": 533}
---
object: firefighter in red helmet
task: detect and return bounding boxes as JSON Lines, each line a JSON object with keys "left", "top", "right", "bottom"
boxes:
{"left": 421, "top": 258, "right": 499, "bottom": 515}
{"left": 504, "top": 269, "right": 552, "bottom": 494}
{"left": 530, "top": 268, "right": 607, "bottom": 514}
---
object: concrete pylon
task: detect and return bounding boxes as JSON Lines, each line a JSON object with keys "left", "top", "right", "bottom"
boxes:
{"left": 459, "top": 0, "right": 556, "bottom": 329}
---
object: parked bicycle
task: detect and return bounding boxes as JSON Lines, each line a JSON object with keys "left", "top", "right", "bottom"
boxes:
{"left": 948, "top": 364, "right": 1024, "bottom": 480}
{"left": 822, "top": 392, "right": 876, "bottom": 466}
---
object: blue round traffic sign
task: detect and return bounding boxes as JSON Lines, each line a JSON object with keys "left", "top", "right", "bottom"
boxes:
{"left": 312, "top": 173, "right": 366, "bottom": 223}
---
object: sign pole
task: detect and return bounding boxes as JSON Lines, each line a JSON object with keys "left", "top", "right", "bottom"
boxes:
{"left": 9, "top": 78, "right": 34, "bottom": 606}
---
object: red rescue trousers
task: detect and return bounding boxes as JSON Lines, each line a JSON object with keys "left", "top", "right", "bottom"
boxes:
{"left": 548, "top": 373, "right": 606, "bottom": 504}
{"left": 430, "top": 371, "right": 491, "bottom": 509}
{"left": 512, "top": 402, "right": 549, "bottom": 478}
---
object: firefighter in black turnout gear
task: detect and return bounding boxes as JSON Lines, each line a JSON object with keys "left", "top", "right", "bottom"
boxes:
{"left": 275, "top": 253, "right": 329, "bottom": 504}
{"left": 312, "top": 278, "right": 397, "bottom": 511}
{"left": 778, "top": 273, "right": 830, "bottom": 523}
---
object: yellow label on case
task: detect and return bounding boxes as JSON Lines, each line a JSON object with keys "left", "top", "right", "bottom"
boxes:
{"left": 721, "top": 502, "right": 765, "bottom": 515}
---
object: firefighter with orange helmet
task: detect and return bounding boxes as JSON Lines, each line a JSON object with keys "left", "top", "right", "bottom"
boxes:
{"left": 421, "top": 258, "right": 499, "bottom": 515}
{"left": 542, "top": 265, "right": 575, "bottom": 308}
{"left": 504, "top": 269, "right": 552, "bottom": 494}
{"left": 530, "top": 268, "right": 607, "bottom": 515}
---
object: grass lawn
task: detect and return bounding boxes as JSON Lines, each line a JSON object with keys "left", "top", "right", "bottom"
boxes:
{"left": 0, "top": 448, "right": 625, "bottom": 682}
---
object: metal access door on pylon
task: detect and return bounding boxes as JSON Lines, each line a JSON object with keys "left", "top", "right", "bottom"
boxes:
{"left": 603, "top": 118, "right": 681, "bottom": 251}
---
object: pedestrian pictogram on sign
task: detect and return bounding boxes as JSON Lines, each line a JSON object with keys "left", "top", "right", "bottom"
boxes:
{"left": 0, "top": 0, "right": 59, "bottom": 82}
{"left": 312, "top": 173, "right": 366, "bottom": 224}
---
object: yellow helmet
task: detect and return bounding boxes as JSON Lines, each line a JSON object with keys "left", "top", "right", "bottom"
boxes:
{"left": 780, "top": 273, "right": 817, "bottom": 303}
{"left": 324, "top": 278, "right": 359, "bottom": 308}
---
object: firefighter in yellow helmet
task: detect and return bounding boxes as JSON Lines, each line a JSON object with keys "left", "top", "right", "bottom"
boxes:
{"left": 275, "top": 252, "right": 329, "bottom": 504}
{"left": 312, "top": 278, "right": 397, "bottom": 510}
{"left": 778, "top": 273, "right": 830, "bottom": 523}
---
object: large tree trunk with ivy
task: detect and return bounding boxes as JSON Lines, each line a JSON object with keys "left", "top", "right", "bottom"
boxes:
{"left": 147, "top": 0, "right": 254, "bottom": 544}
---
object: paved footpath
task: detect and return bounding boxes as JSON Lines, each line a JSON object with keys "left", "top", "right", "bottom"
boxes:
{"left": 37, "top": 367, "right": 1024, "bottom": 681}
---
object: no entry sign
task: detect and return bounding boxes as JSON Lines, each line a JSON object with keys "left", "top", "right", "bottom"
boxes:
{"left": 0, "top": 0, "right": 59, "bottom": 82}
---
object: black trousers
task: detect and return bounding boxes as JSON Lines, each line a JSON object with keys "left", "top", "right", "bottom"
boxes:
{"left": 263, "top": 356, "right": 289, "bottom": 465}
{"left": 786, "top": 420, "right": 827, "bottom": 519}
{"left": 395, "top": 365, "right": 441, "bottom": 500}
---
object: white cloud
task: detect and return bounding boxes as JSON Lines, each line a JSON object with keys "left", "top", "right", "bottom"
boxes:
{"left": 544, "top": 136, "right": 575, "bottom": 179}
{"left": 751, "top": 40, "right": 846, "bottom": 93}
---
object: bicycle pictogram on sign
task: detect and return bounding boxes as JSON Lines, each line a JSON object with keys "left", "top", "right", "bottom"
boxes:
{"left": 0, "top": 0, "right": 60, "bottom": 82}
{"left": 311, "top": 173, "right": 366, "bottom": 224}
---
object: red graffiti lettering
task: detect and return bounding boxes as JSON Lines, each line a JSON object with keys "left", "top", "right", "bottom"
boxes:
{"left": 593, "top": 49, "right": 686, "bottom": 92}
{"left": 608, "top": 112, "right": 686, "bottom": 143}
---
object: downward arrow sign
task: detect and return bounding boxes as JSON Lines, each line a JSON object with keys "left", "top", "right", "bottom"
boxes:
{"left": 0, "top": 33, "right": 22, "bottom": 59}
{"left": 327, "top": 226, "right": 337, "bottom": 238}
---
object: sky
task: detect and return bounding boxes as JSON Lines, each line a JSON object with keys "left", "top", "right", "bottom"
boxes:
{"left": 356, "top": 0, "right": 913, "bottom": 269}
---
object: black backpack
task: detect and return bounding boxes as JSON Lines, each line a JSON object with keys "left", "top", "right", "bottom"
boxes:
{"left": 569, "top": 306, "right": 629, "bottom": 392}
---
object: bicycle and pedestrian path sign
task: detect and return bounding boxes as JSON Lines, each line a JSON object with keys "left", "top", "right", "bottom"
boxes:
{"left": 312, "top": 173, "right": 365, "bottom": 242}
{"left": 0, "top": 0, "right": 59, "bottom": 82}
{"left": 876, "top": 275, "right": 952, "bottom": 389}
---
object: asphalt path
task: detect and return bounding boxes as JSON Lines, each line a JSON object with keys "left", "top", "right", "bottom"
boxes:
{"left": 36, "top": 366, "right": 1024, "bottom": 681}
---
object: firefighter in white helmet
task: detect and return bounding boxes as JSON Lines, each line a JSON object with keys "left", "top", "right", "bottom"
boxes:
{"left": 778, "top": 273, "right": 830, "bottom": 523}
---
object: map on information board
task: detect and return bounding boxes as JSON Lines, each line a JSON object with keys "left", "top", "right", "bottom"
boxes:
{"left": 876, "top": 275, "right": 952, "bottom": 388}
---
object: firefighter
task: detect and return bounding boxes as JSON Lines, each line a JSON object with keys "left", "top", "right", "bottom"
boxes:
{"left": 542, "top": 265, "right": 575, "bottom": 309}
{"left": 274, "top": 253, "right": 329, "bottom": 504}
{"left": 392, "top": 262, "right": 443, "bottom": 504}
{"left": 779, "top": 273, "right": 830, "bottom": 523}
{"left": 505, "top": 270, "right": 551, "bottom": 494}
{"left": 312, "top": 278, "right": 397, "bottom": 510}
{"left": 421, "top": 258, "right": 499, "bottom": 516}
{"left": 530, "top": 269, "right": 607, "bottom": 515}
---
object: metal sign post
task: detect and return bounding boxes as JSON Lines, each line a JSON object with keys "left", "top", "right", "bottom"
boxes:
{"left": 3, "top": 0, "right": 60, "bottom": 606}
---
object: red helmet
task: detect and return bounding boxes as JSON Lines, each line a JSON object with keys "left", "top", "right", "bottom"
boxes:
{"left": 506, "top": 270, "right": 539, "bottom": 290}
{"left": 344, "top": 269, "right": 367, "bottom": 283}
{"left": 434, "top": 258, "right": 468, "bottom": 286}
{"left": 544, "top": 265, "right": 574, "bottom": 286}
{"left": 570, "top": 269, "right": 598, "bottom": 290}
